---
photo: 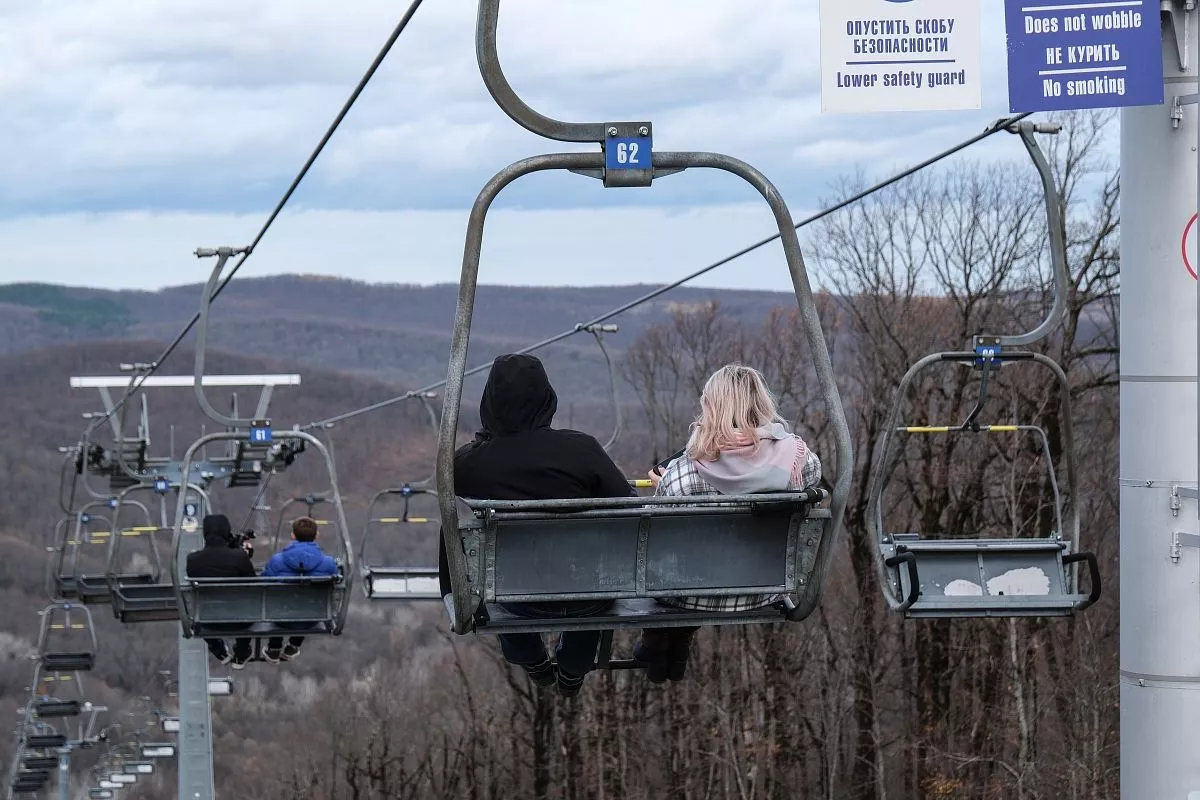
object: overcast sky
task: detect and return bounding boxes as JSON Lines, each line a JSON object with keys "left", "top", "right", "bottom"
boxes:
{"left": 0, "top": 0, "right": 1047, "bottom": 293}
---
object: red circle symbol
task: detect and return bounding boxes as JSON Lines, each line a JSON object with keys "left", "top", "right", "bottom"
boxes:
{"left": 1184, "top": 213, "right": 1198, "bottom": 280}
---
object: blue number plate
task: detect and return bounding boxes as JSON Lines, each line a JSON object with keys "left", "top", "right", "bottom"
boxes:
{"left": 606, "top": 136, "right": 652, "bottom": 170}
{"left": 250, "top": 426, "right": 273, "bottom": 444}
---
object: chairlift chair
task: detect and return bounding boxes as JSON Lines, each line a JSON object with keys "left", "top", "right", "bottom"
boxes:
{"left": 25, "top": 665, "right": 86, "bottom": 726}
{"left": 171, "top": 430, "right": 354, "bottom": 639}
{"left": 865, "top": 123, "right": 1101, "bottom": 620}
{"left": 46, "top": 515, "right": 80, "bottom": 601}
{"left": 359, "top": 486, "right": 442, "bottom": 601}
{"left": 866, "top": 345, "right": 1101, "bottom": 618}
{"left": 434, "top": 0, "right": 852, "bottom": 636}
{"left": 55, "top": 502, "right": 118, "bottom": 604}
{"left": 105, "top": 483, "right": 180, "bottom": 623}
{"left": 36, "top": 601, "right": 98, "bottom": 673}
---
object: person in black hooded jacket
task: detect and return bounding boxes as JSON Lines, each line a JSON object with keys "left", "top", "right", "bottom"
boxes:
{"left": 454, "top": 354, "right": 634, "bottom": 696}
{"left": 186, "top": 514, "right": 256, "bottom": 667}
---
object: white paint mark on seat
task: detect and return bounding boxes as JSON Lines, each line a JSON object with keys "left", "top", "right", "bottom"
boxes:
{"left": 987, "top": 568, "right": 1050, "bottom": 596}
{"left": 944, "top": 579, "right": 983, "bottom": 596}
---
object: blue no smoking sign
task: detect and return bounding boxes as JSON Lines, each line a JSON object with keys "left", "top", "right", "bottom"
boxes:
{"left": 1005, "top": 0, "right": 1163, "bottom": 112}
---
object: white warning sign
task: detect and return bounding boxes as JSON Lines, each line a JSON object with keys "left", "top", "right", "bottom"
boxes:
{"left": 819, "top": 0, "right": 983, "bottom": 114}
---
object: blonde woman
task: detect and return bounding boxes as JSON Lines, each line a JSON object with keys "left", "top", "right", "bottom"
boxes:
{"left": 636, "top": 363, "right": 822, "bottom": 682}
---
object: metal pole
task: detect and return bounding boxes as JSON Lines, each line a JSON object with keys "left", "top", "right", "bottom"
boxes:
{"left": 1120, "top": 4, "right": 1200, "bottom": 797}
{"left": 176, "top": 495, "right": 215, "bottom": 800}
{"left": 57, "top": 752, "right": 68, "bottom": 800}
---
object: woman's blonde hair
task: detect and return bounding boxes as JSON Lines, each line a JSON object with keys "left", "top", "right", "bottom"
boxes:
{"left": 685, "top": 364, "right": 786, "bottom": 462}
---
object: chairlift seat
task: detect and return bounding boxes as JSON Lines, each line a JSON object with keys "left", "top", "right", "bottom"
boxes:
{"left": 41, "top": 652, "right": 95, "bottom": 672}
{"left": 362, "top": 567, "right": 441, "bottom": 600}
{"left": 25, "top": 735, "right": 67, "bottom": 749}
{"left": 446, "top": 491, "right": 829, "bottom": 633}
{"left": 77, "top": 572, "right": 156, "bottom": 604}
{"left": 33, "top": 699, "right": 81, "bottom": 718}
{"left": 112, "top": 583, "right": 178, "bottom": 623}
{"left": 179, "top": 575, "right": 345, "bottom": 638}
{"left": 12, "top": 778, "right": 49, "bottom": 792}
{"left": 13, "top": 770, "right": 50, "bottom": 783}
{"left": 21, "top": 757, "right": 58, "bottom": 771}
{"left": 884, "top": 535, "right": 1100, "bottom": 619}
{"left": 25, "top": 735, "right": 67, "bottom": 751}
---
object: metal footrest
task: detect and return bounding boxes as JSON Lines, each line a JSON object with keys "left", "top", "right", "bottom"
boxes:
{"left": 885, "top": 536, "right": 1100, "bottom": 618}
{"left": 34, "top": 699, "right": 82, "bottom": 718}
{"left": 362, "top": 567, "right": 441, "bottom": 600}
{"left": 42, "top": 652, "right": 95, "bottom": 671}
{"left": 113, "top": 584, "right": 179, "bottom": 623}
{"left": 21, "top": 757, "right": 57, "bottom": 771}
{"left": 461, "top": 596, "right": 789, "bottom": 634}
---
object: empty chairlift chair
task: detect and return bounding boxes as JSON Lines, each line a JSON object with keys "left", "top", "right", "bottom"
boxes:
{"left": 105, "top": 483, "right": 178, "bottom": 623}
{"left": 36, "top": 600, "right": 97, "bottom": 672}
{"left": 360, "top": 486, "right": 442, "bottom": 601}
{"left": 435, "top": 0, "right": 852, "bottom": 635}
{"left": 26, "top": 667, "right": 86, "bottom": 723}
{"left": 866, "top": 344, "right": 1101, "bottom": 618}
{"left": 171, "top": 429, "right": 354, "bottom": 639}
{"left": 47, "top": 515, "right": 80, "bottom": 601}
{"left": 64, "top": 503, "right": 122, "bottom": 605}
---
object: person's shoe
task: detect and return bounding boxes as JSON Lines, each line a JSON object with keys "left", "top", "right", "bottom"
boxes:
{"left": 281, "top": 644, "right": 301, "bottom": 661}
{"left": 523, "top": 657, "right": 556, "bottom": 688}
{"left": 262, "top": 649, "right": 282, "bottom": 664}
{"left": 216, "top": 653, "right": 232, "bottom": 666}
{"left": 230, "top": 658, "right": 249, "bottom": 671}
{"left": 633, "top": 639, "right": 668, "bottom": 684}
{"left": 556, "top": 669, "right": 585, "bottom": 698}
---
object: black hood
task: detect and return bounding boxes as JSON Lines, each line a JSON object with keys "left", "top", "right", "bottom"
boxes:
{"left": 479, "top": 354, "right": 557, "bottom": 436}
{"left": 202, "top": 514, "right": 233, "bottom": 546}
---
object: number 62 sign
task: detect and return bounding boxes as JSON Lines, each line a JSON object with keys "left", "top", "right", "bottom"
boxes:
{"left": 606, "top": 136, "right": 651, "bottom": 171}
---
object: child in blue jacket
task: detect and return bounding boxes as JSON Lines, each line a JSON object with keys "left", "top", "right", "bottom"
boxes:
{"left": 262, "top": 516, "right": 339, "bottom": 662}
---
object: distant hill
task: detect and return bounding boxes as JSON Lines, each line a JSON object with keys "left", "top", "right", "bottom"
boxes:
{"left": 0, "top": 277, "right": 797, "bottom": 388}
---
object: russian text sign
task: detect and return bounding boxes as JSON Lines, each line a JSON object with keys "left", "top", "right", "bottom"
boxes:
{"left": 1005, "top": 0, "right": 1164, "bottom": 112}
{"left": 820, "top": 0, "right": 982, "bottom": 114}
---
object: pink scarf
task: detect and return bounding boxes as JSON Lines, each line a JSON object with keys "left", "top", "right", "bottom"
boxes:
{"left": 692, "top": 423, "right": 808, "bottom": 494}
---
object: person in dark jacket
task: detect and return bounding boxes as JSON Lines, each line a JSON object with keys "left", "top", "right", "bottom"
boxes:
{"left": 186, "top": 514, "right": 256, "bottom": 668}
{"left": 454, "top": 353, "right": 634, "bottom": 696}
{"left": 260, "top": 516, "right": 339, "bottom": 662}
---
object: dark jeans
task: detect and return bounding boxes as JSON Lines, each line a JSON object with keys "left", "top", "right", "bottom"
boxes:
{"left": 205, "top": 638, "right": 252, "bottom": 662}
{"left": 498, "top": 600, "right": 612, "bottom": 678}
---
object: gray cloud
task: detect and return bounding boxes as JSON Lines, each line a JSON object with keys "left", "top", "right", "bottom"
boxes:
{"left": 0, "top": 1, "right": 1103, "bottom": 291}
